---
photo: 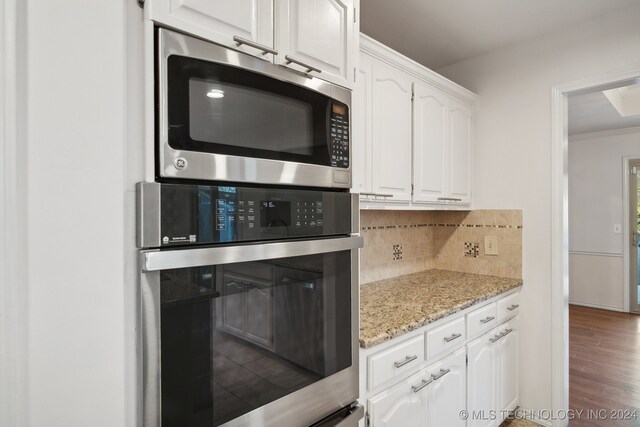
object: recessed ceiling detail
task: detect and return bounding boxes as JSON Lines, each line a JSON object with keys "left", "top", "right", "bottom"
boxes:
{"left": 602, "top": 84, "right": 640, "bottom": 117}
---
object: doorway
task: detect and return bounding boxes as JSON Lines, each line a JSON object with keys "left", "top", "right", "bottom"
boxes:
{"left": 630, "top": 159, "right": 640, "bottom": 313}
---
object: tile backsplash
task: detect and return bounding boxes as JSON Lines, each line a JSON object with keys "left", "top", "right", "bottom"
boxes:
{"left": 360, "top": 210, "right": 523, "bottom": 284}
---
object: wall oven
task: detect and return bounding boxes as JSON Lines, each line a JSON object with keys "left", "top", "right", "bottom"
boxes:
{"left": 137, "top": 182, "right": 363, "bottom": 427}
{"left": 156, "top": 28, "right": 352, "bottom": 188}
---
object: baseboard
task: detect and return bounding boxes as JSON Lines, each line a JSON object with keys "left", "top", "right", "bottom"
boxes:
{"left": 568, "top": 300, "right": 626, "bottom": 312}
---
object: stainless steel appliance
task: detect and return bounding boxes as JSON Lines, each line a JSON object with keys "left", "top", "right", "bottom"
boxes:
{"left": 138, "top": 182, "right": 363, "bottom": 427}
{"left": 156, "top": 28, "right": 352, "bottom": 188}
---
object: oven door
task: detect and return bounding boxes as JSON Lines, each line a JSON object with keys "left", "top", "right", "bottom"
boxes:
{"left": 140, "top": 236, "right": 363, "bottom": 427}
{"left": 157, "top": 28, "right": 352, "bottom": 188}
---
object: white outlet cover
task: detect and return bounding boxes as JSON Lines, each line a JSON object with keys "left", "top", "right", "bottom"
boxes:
{"left": 484, "top": 236, "right": 499, "bottom": 256}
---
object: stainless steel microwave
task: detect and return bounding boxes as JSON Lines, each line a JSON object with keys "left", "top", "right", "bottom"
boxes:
{"left": 157, "top": 28, "right": 352, "bottom": 189}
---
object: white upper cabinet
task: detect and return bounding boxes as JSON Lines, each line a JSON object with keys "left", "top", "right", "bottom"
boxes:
{"left": 448, "top": 98, "right": 472, "bottom": 204}
{"left": 352, "top": 53, "right": 373, "bottom": 194}
{"left": 371, "top": 59, "right": 413, "bottom": 202}
{"left": 148, "top": 0, "right": 357, "bottom": 88}
{"left": 277, "top": 0, "right": 355, "bottom": 88}
{"left": 413, "top": 82, "right": 448, "bottom": 203}
{"left": 149, "top": 0, "right": 275, "bottom": 60}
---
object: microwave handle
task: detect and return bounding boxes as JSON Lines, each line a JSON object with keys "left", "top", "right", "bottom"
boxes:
{"left": 141, "top": 236, "right": 363, "bottom": 272}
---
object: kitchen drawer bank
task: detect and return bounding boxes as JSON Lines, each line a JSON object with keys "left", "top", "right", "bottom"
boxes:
{"left": 358, "top": 270, "right": 522, "bottom": 427}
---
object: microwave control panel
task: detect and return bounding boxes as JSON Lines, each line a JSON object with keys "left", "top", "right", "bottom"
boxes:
{"left": 329, "top": 103, "right": 349, "bottom": 169}
{"left": 138, "top": 182, "right": 353, "bottom": 248}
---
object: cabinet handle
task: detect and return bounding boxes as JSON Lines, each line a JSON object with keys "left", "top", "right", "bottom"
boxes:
{"left": 359, "top": 192, "right": 394, "bottom": 198}
{"left": 502, "top": 328, "right": 514, "bottom": 337}
{"left": 507, "top": 304, "right": 520, "bottom": 311}
{"left": 480, "top": 316, "right": 495, "bottom": 324}
{"left": 443, "top": 333, "right": 462, "bottom": 342}
{"left": 490, "top": 334, "right": 503, "bottom": 343}
{"left": 233, "top": 36, "right": 278, "bottom": 56}
{"left": 393, "top": 355, "right": 418, "bottom": 368}
{"left": 411, "top": 378, "right": 433, "bottom": 393}
{"left": 437, "top": 197, "right": 463, "bottom": 202}
{"left": 431, "top": 368, "right": 451, "bottom": 381}
{"left": 284, "top": 55, "right": 321, "bottom": 74}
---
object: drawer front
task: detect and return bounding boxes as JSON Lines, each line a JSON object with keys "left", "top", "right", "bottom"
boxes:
{"left": 368, "top": 335, "right": 425, "bottom": 390}
{"left": 467, "top": 302, "right": 497, "bottom": 338}
{"left": 426, "top": 316, "right": 466, "bottom": 360}
{"left": 497, "top": 292, "right": 521, "bottom": 323}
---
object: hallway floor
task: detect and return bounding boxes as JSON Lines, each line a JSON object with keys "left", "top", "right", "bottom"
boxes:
{"left": 570, "top": 305, "right": 640, "bottom": 426}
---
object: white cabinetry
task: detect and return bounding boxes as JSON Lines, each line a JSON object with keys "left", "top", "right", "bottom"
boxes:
{"left": 426, "top": 348, "right": 466, "bottom": 427}
{"left": 369, "top": 370, "right": 428, "bottom": 427}
{"left": 356, "top": 35, "right": 476, "bottom": 209}
{"left": 148, "top": 0, "right": 357, "bottom": 88}
{"left": 467, "top": 317, "right": 519, "bottom": 427}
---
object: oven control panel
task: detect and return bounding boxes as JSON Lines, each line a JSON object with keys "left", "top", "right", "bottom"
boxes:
{"left": 137, "top": 182, "right": 353, "bottom": 248}
{"left": 329, "top": 103, "right": 349, "bottom": 169}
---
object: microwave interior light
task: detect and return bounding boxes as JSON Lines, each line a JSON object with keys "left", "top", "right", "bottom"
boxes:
{"left": 206, "top": 89, "right": 225, "bottom": 99}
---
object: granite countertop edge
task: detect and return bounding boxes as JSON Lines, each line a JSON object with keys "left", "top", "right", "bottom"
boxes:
{"left": 359, "top": 270, "right": 523, "bottom": 349}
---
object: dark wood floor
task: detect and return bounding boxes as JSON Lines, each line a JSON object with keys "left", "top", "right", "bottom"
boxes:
{"left": 569, "top": 304, "right": 640, "bottom": 426}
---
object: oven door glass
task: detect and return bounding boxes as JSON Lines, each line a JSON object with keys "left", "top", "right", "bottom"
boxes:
{"left": 167, "top": 55, "right": 337, "bottom": 166}
{"left": 159, "top": 250, "right": 352, "bottom": 427}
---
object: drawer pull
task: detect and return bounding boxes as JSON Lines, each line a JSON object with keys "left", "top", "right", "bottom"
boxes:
{"left": 394, "top": 355, "right": 418, "bottom": 368}
{"left": 480, "top": 316, "right": 495, "bottom": 324}
{"left": 431, "top": 368, "right": 451, "bottom": 381}
{"left": 443, "top": 333, "right": 462, "bottom": 343}
{"left": 507, "top": 304, "right": 520, "bottom": 311}
{"left": 411, "top": 378, "right": 432, "bottom": 393}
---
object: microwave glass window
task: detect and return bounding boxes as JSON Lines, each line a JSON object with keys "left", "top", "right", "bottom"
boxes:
{"left": 189, "top": 78, "right": 313, "bottom": 156}
{"left": 159, "top": 252, "right": 352, "bottom": 426}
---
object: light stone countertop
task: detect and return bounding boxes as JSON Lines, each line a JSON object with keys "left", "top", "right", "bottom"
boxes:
{"left": 360, "top": 269, "right": 522, "bottom": 348}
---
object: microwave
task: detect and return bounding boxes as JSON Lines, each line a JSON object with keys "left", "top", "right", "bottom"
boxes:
{"left": 156, "top": 28, "right": 352, "bottom": 189}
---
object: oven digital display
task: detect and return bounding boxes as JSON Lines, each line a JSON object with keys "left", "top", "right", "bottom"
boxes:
{"left": 260, "top": 201, "right": 291, "bottom": 227}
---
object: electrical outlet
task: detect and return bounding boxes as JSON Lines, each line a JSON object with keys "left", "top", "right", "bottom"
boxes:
{"left": 484, "top": 236, "right": 499, "bottom": 256}
{"left": 613, "top": 224, "right": 622, "bottom": 234}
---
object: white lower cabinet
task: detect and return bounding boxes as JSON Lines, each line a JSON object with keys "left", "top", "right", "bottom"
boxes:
{"left": 363, "top": 292, "right": 521, "bottom": 427}
{"left": 467, "top": 317, "right": 519, "bottom": 427}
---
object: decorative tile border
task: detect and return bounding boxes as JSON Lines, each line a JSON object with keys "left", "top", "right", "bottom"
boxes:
{"left": 362, "top": 224, "right": 523, "bottom": 231}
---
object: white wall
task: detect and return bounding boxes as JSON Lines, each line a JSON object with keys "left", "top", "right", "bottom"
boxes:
{"left": 568, "top": 129, "right": 640, "bottom": 310}
{"left": 438, "top": 4, "right": 640, "bottom": 420}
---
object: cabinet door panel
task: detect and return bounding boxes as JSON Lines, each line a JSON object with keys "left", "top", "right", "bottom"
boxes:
{"left": 427, "top": 348, "right": 466, "bottom": 427}
{"left": 498, "top": 318, "right": 519, "bottom": 413}
{"left": 449, "top": 99, "right": 472, "bottom": 203}
{"left": 151, "top": 0, "right": 274, "bottom": 60}
{"left": 467, "top": 333, "right": 498, "bottom": 427}
{"left": 413, "top": 82, "right": 447, "bottom": 203}
{"left": 369, "top": 371, "right": 428, "bottom": 427}
{"left": 371, "top": 60, "right": 413, "bottom": 202}
{"left": 352, "top": 54, "right": 373, "bottom": 195}
{"left": 246, "top": 286, "right": 274, "bottom": 349}
{"left": 278, "top": 0, "right": 354, "bottom": 88}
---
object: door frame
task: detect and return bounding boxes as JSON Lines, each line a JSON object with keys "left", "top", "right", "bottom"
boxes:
{"left": 550, "top": 66, "right": 640, "bottom": 427}
{"left": 627, "top": 158, "right": 640, "bottom": 313}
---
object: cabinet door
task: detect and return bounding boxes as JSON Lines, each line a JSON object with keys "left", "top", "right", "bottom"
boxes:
{"left": 427, "top": 348, "right": 466, "bottom": 427}
{"left": 371, "top": 59, "right": 413, "bottom": 202}
{"left": 497, "top": 318, "right": 519, "bottom": 414}
{"left": 277, "top": 0, "right": 355, "bottom": 88}
{"left": 412, "top": 82, "right": 448, "bottom": 204}
{"left": 352, "top": 54, "right": 373, "bottom": 196}
{"left": 467, "top": 332, "right": 498, "bottom": 427}
{"left": 246, "top": 285, "right": 274, "bottom": 349}
{"left": 448, "top": 98, "right": 472, "bottom": 203}
{"left": 150, "top": 0, "right": 275, "bottom": 60}
{"left": 369, "top": 371, "right": 428, "bottom": 427}
{"left": 222, "top": 282, "right": 246, "bottom": 336}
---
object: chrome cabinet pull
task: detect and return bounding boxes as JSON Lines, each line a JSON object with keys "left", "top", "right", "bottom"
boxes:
{"left": 284, "top": 55, "right": 321, "bottom": 74}
{"left": 444, "top": 333, "right": 462, "bottom": 342}
{"left": 411, "top": 378, "right": 432, "bottom": 393}
{"left": 233, "top": 35, "right": 278, "bottom": 56}
{"left": 490, "top": 334, "right": 502, "bottom": 343}
{"left": 394, "top": 355, "right": 418, "bottom": 368}
{"left": 431, "top": 368, "right": 451, "bottom": 381}
{"left": 359, "top": 192, "right": 394, "bottom": 198}
{"left": 480, "top": 316, "right": 495, "bottom": 324}
{"left": 437, "top": 197, "right": 463, "bottom": 202}
{"left": 507, "top": 304, "right": 520, "bottom": 311}
{"left": 502, "top": 328, "right": 514, "bottom": 337}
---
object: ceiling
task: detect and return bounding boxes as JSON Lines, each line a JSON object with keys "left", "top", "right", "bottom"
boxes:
{"left": 568, "top": 85, "right": 640, "bottom": 136}
{"left": 360, "top": 0, "right": 639, "bottom": 70}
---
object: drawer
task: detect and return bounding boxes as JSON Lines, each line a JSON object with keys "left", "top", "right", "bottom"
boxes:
{"left": 368, "top": 335, "right": 425, "bottom": 390}
{"left": 467, "top": 302, "right": 497, "bottom": 338}
{"left": 497, "top": 292, "right": 521, "bottom": 323}
{"left": 426, "top": 316, "right": 466, "bottom": 360}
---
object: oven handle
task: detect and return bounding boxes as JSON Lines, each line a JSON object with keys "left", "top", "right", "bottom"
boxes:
{"left": 141, "top": 236, "right": 364, "bottom": 272}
